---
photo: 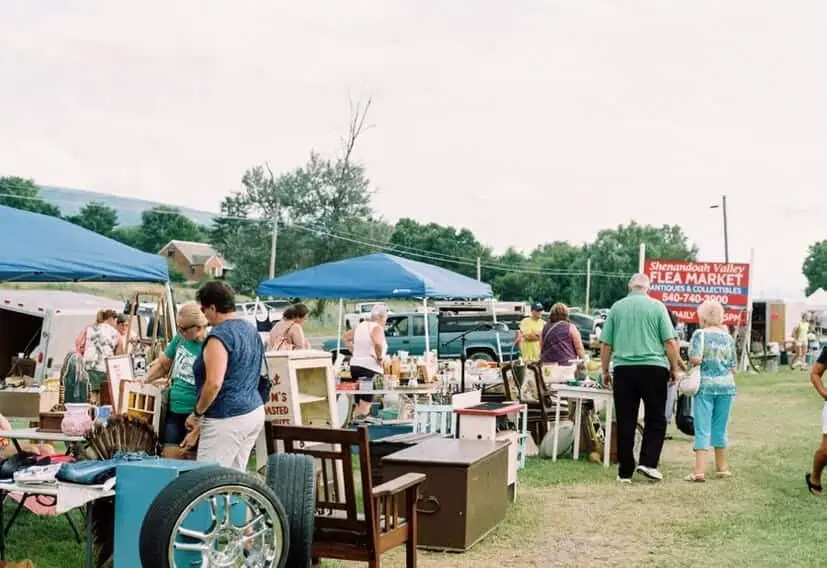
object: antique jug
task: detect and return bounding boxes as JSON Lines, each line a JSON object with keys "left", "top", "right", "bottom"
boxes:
{"left": 61, "top": 403, "right": 94, "bottom": 436}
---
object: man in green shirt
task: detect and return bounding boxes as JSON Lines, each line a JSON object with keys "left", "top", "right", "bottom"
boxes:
{"left": 600, "top": 274, "right": 683, "bottom": 483}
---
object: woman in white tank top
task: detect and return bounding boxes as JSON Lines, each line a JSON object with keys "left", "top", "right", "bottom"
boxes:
{"left": 343, "top": 305, "right": 388, "bottom": 417}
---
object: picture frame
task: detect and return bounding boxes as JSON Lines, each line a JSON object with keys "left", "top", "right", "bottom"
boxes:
{"left": 105, "top": 355, "right": 134, "bottom": 413}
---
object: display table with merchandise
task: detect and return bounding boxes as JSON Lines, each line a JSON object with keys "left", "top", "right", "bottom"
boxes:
{"left": 551, "top": 385, "right": 614, "bottom": 467}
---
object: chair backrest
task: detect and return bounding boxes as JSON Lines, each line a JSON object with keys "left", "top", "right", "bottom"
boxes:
{"left": 413, "top": 404, "right": 454, "bottom": 436}
{"left": 270, "top": 424, "right": 376, "bottom": 549}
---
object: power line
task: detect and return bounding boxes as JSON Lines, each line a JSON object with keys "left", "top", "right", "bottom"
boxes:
{"left": 0, "top": 191, "right": 635, "bottom": 279}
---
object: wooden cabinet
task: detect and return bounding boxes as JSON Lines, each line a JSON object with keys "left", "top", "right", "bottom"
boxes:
{"left": 382, "top": 437, "right": 509, "bottom": 552}
{"left": 256, "top": 350, "right": 340, "bottom": 470}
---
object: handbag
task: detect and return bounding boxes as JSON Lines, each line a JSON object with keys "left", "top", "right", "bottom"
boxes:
{"left": 258, "top": 355, "right": 272, "bottom": 406}
{"left": 676, "top": 394, "right": 695, "bottom": 436}
{"left": 254, "top": 299, "right": 273, "bottom": 332}
{"left": 678, "top": 331, "right": 704, "bottom": 396}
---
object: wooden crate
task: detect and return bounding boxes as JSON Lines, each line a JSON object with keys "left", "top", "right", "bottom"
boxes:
{"left": 122, "top": 381, "right": 163, "bottom": 434}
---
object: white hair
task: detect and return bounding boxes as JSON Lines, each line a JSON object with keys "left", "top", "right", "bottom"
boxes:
{"left": 370, "top": 304, "right": 388, "bottom": 320}
{"left": 697, "top": 300, "right": 725, "bottom": 327}
{"left": 628, "top": 273, "right": 651, "bottom": 292}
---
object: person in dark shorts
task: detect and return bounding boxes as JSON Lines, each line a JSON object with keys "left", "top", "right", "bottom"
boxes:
{"left": 343, "top": 304, "right": 389, "bottom": 418}
{"left": 143, "top": 303, "right": 207, "bottom": 459}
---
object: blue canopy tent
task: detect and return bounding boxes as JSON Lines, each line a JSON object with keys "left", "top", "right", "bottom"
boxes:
{"left": 257, "top": 253, "right": 496, "bottom": 355}
{"left": 0, "top": 205, "right": 169, "bottom": 283}
{"left": 257, "top": 253, "right": 492, "bottom": 299}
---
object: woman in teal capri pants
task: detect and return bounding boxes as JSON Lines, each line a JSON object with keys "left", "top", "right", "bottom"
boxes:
{"left": 685, "top": 300, "right": 737, "bottom": 482}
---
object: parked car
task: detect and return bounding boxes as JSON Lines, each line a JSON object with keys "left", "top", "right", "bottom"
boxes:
{"left": 324, "top": 311, "right": 520, "bottom": 361}
{"left": 569, "top": 312, "right": 601, "bottom": 350}
{"left": 344, "top": 302, "right": 391, "bottom": 330}
{"left": 235, "top": 300, "right": 290, "bottom": 329}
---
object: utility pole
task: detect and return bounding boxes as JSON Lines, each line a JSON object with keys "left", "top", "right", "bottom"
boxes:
{"left": 476, "top": 257, "right": 481, "bottom": 281}
{"left": 722, "top": 195, "right": 729, "bottom": 263}
{"left": 585, "top": 258, "right": 591, "bottom": 314}
{"left": 710, "top": 195, "right": 730, "bottom": 263}
{"left": 266, "top": 161, "right": 278, "bottom": 280}
{"left": 268, "top": 216, "right": 278, "bottom": 279}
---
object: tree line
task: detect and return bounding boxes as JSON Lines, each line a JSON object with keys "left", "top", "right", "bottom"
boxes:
{"left": 0, "top": 101, "right": 707, "bottom": 308}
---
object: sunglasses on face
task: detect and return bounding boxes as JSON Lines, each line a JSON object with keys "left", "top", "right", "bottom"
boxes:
{"left": 178, "top": 324, "right": 204, "bottom": 332}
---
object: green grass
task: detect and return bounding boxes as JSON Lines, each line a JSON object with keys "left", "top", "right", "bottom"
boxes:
{"left": 6, "top": 370, "right": 824, "bottom": 567}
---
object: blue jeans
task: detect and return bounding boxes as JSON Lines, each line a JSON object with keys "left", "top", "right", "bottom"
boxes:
{"left": 693, "top": 393, "right": 734, "bottom": 451}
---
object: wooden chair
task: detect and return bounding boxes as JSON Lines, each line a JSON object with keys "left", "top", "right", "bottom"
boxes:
{"left": 269, "top": 424, "right": 426, "bottom": 567}
{"left": 500, "top": 362, "right": 564, "bottom": 446}
{"left": 412, "top": 404, "right": 454, "bottom": 437}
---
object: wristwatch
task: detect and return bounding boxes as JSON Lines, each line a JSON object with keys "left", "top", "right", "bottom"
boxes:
{"left": 193, "top": 408, "right": 204, "bottom": 418}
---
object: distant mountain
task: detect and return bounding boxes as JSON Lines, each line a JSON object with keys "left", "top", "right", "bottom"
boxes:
{"left": 39, "top": 185, "right": 218, "bottom": 227}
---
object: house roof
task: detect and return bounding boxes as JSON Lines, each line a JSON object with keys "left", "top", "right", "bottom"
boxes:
{"left": 160, "top": 240, "right": 224, "bottom": 266}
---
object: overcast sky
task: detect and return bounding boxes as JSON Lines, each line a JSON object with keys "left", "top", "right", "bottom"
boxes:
{"left": 1, "top": 1, "right": 823, "bottom": 298}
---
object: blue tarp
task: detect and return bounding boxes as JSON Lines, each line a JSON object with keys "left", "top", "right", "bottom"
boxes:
{"left": 0, "top": 205, "right": 169, "bottom": 283}
{"left": 257, "top": 253, "right": 492, "bottom": 299}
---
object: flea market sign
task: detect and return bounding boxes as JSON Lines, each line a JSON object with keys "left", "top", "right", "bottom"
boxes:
{"left": 644, "top": 260, "right": 750, "bottom": 325}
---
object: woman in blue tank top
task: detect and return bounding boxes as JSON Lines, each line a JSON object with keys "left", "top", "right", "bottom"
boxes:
{"left": 183, "top": 281, "right": 265, "bottom": 471}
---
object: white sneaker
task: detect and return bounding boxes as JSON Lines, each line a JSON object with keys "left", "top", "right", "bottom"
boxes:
{"left": 616, "top": 476, "right": 632, "bottom": 484}
{"left": 636, "top": 465, "right": 663, "bottom": 481}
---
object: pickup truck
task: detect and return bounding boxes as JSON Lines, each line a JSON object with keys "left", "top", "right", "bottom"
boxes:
{"left": 323, "top": 311, "right": 521, "bottom": 361}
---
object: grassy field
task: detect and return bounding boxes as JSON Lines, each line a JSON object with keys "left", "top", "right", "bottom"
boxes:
{"left": 4, "top": 369, "right": 823, "bottom": 567}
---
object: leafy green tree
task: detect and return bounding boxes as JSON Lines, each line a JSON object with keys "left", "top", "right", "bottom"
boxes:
{"left": 66, "top": 202, "right": 119, "bottom": 235}
{"left": 586, "top": 222, "right": 698, "bottom": 308}
{"left": 388, "top": 218, "right": 492, "bottom": 279}
{"left": 803, "top": 241, "right": 827, "bottom": 295}
{"left": 212, "top": 98, "right": 386, "bottom": 294}
{"left": 110, "top": 226, "right": 142, "bottom": 249}
{"left": 0, "top": 176, "right": 61, "bottom": 217}
{"left": 135, "top": 206, "right": 204, "bottom": 254}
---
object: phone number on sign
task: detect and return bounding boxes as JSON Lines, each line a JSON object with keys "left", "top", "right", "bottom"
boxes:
{"left": 661, "top": 293, "right": 729, "bottom": 305}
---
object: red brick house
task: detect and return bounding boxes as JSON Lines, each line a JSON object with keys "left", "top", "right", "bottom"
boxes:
{"left": 158, "top": 240, "right": 231, "bottom": 281}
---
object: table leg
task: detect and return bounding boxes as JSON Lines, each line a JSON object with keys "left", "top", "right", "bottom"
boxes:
{"left": 85, "top": 501, "right": 93, "bottom": 568}
{"left": 572, "top": 399, "right": 582, "bottom": 460}
{"left": 552, "top": 395, "right": 562, "bottom": 462}
{"left": 604, "top": 398, "right": 613, "bottom": 468}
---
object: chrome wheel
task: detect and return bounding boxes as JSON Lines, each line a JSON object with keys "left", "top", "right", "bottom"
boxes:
{"left": 168, "top": 484, "right": 285, "bottom": 567}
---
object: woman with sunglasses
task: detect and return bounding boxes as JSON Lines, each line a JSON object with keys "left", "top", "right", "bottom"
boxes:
{"left": 143, "top": 302, "right": 208, "bottom": 459}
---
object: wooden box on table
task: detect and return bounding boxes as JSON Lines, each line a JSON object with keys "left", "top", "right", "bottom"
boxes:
{"left": 381, "top": 437, "right": 509, "bottom": 552}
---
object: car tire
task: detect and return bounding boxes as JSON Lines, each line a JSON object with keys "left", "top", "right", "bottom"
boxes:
{"left": 139, "top": 465, "right": 289, "bottom": 568}
{"left": 468, "top": 350, "right": 495, "bottom": 362}
{"left": 266, "top": 454, "right": 316, "bottom": 568}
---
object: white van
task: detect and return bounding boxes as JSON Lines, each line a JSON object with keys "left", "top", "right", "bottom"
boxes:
{"left": 0, "top": 289, "right": 124, "bottom": 382}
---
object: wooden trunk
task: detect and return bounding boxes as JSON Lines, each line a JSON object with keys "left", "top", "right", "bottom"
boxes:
{"left": 381, "top": 437, "right": 509, "bottom": 552}
{"left": 369, "top": 432, "right": 438, "bottom": 485}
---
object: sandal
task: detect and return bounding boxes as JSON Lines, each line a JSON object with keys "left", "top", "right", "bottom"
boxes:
{"left": 684, "top": 473, "right": 706, "bottom": 482}
{"left": 806, "top": 473, "right": 823, "bottom": 496}
{"left": 715, "top": 471, "right": 733, "bottom": 478}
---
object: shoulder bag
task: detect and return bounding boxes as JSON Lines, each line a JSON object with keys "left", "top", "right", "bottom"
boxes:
{"left": 679, "top": 331, "right": 703, "bottom": 396}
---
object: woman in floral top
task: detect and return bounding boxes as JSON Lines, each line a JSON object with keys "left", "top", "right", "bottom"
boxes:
{"left": 685, "top": 300, "right": 737, "bottom": 482}
{"left": 82, "top": 309, "right": 122, "bottom": 404}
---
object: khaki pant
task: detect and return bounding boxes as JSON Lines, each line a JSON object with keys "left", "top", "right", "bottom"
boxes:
{"left": 197, "top": 406, "right": 265, "bottom": 471}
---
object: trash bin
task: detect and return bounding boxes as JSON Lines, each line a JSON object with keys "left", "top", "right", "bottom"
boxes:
{"left": 765, "top": 355, "right": 779, "bottom": 373}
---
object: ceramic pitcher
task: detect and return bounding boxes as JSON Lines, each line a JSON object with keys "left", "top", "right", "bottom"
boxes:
{"left": 61, "top": 403, "right": 95, "bottom": 436}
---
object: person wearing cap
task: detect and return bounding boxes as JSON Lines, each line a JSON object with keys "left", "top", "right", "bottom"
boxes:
{"left": 143, "top": 302, "right": 208, "bottom": 459}
{"left": 519, "top": 302, "right": 546, "bottom": 363}
{"left": 600, "top": 273, "right": 683, "bottom": 483}
{"left": 344, "top": 304, "right": 389, "bottom": 418}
